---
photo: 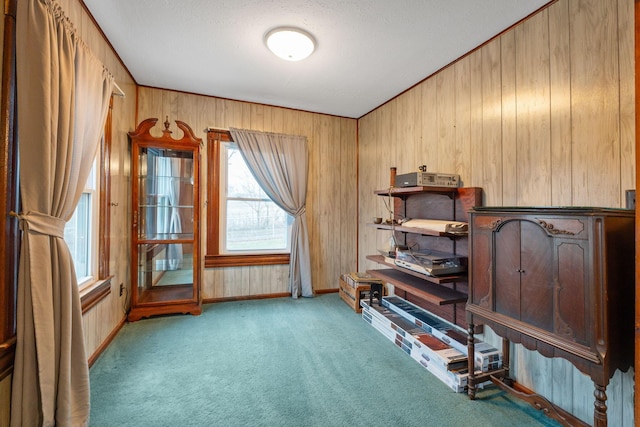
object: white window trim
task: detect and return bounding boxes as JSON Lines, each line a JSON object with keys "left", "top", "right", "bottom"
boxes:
{"left": 74, "top": 158, "right": 100, "bottom": 292}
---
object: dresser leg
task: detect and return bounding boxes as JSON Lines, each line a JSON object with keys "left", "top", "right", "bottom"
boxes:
{"left": 467, "top": 323, "right": 476, "bottom": 400}
{"left": 593, "top": 383, "right": 607, "bottom": 427}
{"left": 501, "top": 337, "right": 510, "bottom": 379}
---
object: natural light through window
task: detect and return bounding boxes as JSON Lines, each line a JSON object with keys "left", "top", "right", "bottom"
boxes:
{"left": 64, "top": 159, "right": 99, "bottom": 288}
{"left": 221, "top": 142, "right": 291, "bottom": 253}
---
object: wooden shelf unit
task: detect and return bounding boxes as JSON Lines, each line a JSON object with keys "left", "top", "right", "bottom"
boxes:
{"left": 367, "top": 186, "right": 482, "bottom": 329}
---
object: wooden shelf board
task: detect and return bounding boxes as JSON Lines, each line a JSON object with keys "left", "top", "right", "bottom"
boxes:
{"left": 137, "top": 284, "right": 195, "bottom": 304}
{"left": 366, "top": 255, "right": 465, "bottom": 285}
{"left": 365, "top": 268, "right": 467, "bottom": 306}
{"left": 366, "top": 222, "right": 466, "bottom": 237}
{"left": 375, "top": 186, "right": 460, "bottom": 197}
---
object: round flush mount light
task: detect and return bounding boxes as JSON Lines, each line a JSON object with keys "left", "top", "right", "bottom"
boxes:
{"left": 265, "top": 27, "right": 315, "bottom": 61}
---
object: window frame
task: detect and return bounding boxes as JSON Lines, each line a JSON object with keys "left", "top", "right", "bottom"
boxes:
{"left": 1, "top": 0, "right": 18, "bottom": 381}
{"left": 78, "top": 96, "right": 114, "bottom": 313}
{"left": 205, "top": 129, "right": 290, "bottom": 268}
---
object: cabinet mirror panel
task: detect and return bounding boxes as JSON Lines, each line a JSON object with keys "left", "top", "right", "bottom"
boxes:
{"left": 138, "top": 147, "right": 194, "bottom": 240}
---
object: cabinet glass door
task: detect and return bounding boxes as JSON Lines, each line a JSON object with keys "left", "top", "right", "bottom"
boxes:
{"left": 136, "top": 147, "right": 195, "bottom": 304}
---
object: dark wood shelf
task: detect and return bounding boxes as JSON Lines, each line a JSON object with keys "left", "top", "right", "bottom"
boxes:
{"left": 366, "top": 222, "right": 467, "bottom": 237}
{"left": 366, "top": 255, "right": 465, "bottom": 284}
{"left": 374, "top": 186, "right": 459, "bottom": 197}
{"left": 365, "top": 268, "right": 467, "bottom": 306}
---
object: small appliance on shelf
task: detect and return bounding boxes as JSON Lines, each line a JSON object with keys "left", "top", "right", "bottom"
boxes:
{"left": 394, "top": 248, "right": 467, "bottom": 276}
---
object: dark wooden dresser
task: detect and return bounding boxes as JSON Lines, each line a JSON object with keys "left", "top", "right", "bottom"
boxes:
{"left": 466, "top": 207, "right": 634, "bottom": 427}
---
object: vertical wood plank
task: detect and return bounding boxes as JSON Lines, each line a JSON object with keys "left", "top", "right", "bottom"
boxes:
{"left": 396, "top": 89, "right": 418, "bottom": 173}
{"left": 358, "top": 112, "right": 378, "bottom": 272}
{"left": 436, "top": 68, "right": 456, "bottom": 174}
{"left": 339, "top": 118, "right": 357, "bottom": 276}
{"left": 617, "top": 0, "right": 635, "bottom": 200}
{"left": 500, "top": 29, "right": 518, "bottom": 205}
{"left": 549, "top": 0, "right": 573, "bottom": 206}
{"left": 325, "top": 115, "right": 341, "bottom": 290}
{"left": 572, "top": 368, "right": 595, "bottom": 424}
{"left": 515, "top": 8, "right": 551, "bottom": 206}
{"left": 271, "top": 107, "right": 284, "bottom": 133}
{"left": 454, "top": 56, "right": 472, "bottom": 186}
{"left": 570, "top": 0, "right": 620, "bottom": 206}
{"left": 382, "top": 100, "right": 399, "bottom": 179}
{"left": 468, "top": 50, "right": 484, "bottom": 191}
{"left": 420, "top": 77, "right": 438, "bottom": 178}
{"left": 481, "top": 38, "right": 503, "bottom": 205}
{"left": 309, "top": 114, "right": 322, "bottom": 290}
{"left": 378, "top": 102, "right": 396, "bottom": 253}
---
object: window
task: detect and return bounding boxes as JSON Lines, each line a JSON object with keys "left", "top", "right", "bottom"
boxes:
{"left": 221, "top": 142, "right": 292, "bottom": 253}
{"left": 205, "top": 129, "right": 291, "bottom": 267}
{"left": 65, "top": 162, "right": 98, "bottom": 286}
{"left": 72, "top": 96, "right": 115, "bottom": 312}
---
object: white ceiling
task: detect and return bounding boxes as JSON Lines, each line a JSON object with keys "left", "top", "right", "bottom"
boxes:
{"left": 83, "top": 0, "right": 551, "bottom": 119}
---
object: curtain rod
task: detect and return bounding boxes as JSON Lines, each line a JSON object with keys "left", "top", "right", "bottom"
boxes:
{"left": 112, "top": 82, "right": 125, "bottom": 97}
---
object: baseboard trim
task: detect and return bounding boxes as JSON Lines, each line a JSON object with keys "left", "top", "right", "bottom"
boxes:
{"left": 315, "top": 288, "right": 339, "bottom": 294}
{"left": 204, "top": 288, "right": 339, "bottom": 304}
{"left": 88, "top": 316, "right": 126, "bottom": 368}
{"left": 204, "top": 292, "right": 290, "bottom": 304}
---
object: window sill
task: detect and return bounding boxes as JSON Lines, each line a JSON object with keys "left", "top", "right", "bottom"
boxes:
{"left": 205, "top": 253, "right": 290, "bottom": 268}
{"left": 80, "top": 276, "right": 113, "bottom": 314}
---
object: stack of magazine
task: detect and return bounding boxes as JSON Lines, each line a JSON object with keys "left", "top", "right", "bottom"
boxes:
{"left": 360, "top": 296, "right": 501, "bottom": 393}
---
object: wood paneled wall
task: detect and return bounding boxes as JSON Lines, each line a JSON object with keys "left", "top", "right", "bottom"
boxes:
{"left": 136, "top": 88, "right": 358, "bottom": 299}
{"left": 358, "top": 0, "right": 634, "bottom": 425}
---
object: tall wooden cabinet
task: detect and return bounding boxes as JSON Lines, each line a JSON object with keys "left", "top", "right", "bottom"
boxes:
{"left": 466, "top": 207, "right": 635, "bottom": 427}
{"left": 128, "top": 118, "right": 202, "bottom": 321}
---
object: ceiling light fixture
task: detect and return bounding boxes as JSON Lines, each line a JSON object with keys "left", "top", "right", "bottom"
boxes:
{"left": 265, "top": 27, "right": 315, "bottom": 61}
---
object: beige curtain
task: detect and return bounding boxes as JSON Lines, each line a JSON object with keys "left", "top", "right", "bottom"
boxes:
{"left": 229, "top": 128, "right": 313, "bottom": 298}
{"left": 13, "top": 0, "right": 114, "bottom": 426}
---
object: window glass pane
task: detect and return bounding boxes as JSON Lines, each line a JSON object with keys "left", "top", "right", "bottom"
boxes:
{"left": 226, "top": 200, "right": 290, "bottom": 251}
{"left": 226, "top": 146, "right": 268, "bottom": 199}
{"left": 222, "top": 142, "right": 291, "bottom": 253}
{"left": 64, "top": 192, "right": 91, "bottom": 281}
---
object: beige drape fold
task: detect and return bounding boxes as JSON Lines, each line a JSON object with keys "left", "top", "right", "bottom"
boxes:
{"left": 229, "top": 128, "right": 313, "bottom": 298}
{"left": 14, "top": 0, "right": 114, "bottom": 425}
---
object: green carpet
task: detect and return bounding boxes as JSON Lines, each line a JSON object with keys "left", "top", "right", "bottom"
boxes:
{"left": 89, "top": 293, "right": 560, "bottom": 427}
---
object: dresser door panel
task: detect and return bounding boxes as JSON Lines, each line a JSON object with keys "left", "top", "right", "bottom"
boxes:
{"left": 520, "top": 220, "right": 554, "bottom": 331}
{"left": 555, "top": 240, "right": 588, "bottom": 346}
{"left": 470, "top": 229, "right": 492, "bottom": 308}
{"left": 494, "top": 220, "right": 522, "bottom": 318}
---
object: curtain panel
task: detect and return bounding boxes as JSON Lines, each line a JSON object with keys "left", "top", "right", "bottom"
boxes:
{"left": 14, "top": 0, "right": 114, "bottom": 425}
{"left": 229, "top": 128, "right": 313, "bottom": 298}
